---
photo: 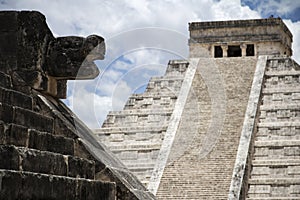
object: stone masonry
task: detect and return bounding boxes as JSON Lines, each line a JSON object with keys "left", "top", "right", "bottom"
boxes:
{"left": 95, "top": 60, "right": 189, "bottom": 186}
{"left": 95, "top": 18, "right": 300, "bottom": 199}
{"left": 0, "top": 11, "right": 155, "bottom": 200}
{"left": 246, "top": 57, "right": 300, "bottom": 199}
{"left": 189, "top": 18, "right": 292, "bottom": 58}
{"left": 6, "top": 9, "right": 299, "bottom": 200}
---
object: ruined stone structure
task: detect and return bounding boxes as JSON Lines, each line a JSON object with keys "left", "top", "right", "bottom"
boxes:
{"left": 189, "top": 18, "right": 292, "bottom": 58}
{"left": 0, "top": 11, "right": 155, "bottom": 200}
{"left": 1, "top": 10, "right": 299, "bottom": 200}
{"left": 95, "top": 18, "right": 300, "bottom": 199}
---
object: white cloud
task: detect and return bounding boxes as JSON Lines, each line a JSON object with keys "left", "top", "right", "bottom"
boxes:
{"left": 1, "top": 0, "right": 300, "bottom": 128}
{"left": 111, "top": 80, "right": 132, "bottom": 110}
{"left": 246, "top": 0, "right": 300, "bottom": 18}
{"left": 211, "top": 0, "right": 260, "bottom": 20}
{"left": 284, "top": 20, "right": 300, "bottom": 63}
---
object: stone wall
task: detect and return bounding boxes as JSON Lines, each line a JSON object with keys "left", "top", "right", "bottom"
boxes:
{"left": 189, "top": 18, "right": 292, "bottom": 58}
{"left": 95, "top": 60, "right": 189, "bottom": 186}
{"left": 246, "top": 57, "right": 300, "bottom": 199}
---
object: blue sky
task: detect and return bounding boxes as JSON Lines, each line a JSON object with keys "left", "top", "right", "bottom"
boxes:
{"left": 1, "top": 0, "right": 300, "bottom": 128}
{"left": 242, "top": 0, "right": 300, "bottom": 22}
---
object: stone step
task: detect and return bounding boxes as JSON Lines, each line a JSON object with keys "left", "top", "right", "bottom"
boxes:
{"left": 260, "top": 103, "right": 300, "bottom": 111}
{"left": 0, "top": 86, "right": 33, "bottom": 110}
{"left": 106, "top": 108, "right": 174, "bottom": 116}
{"left": 102, "top": 111, "right": 172, "bottom": 127}
{"left": 265, "top": 70, "right": 300, "bottom": 76}
{"left": 255, "top": 137, "right": 300, "bottom": 145}
{"left": 113, "top": 149, "right": 159, "bottom": 161}
{"left": 249, "top": 178, "right": 300, "bottom": 185}
{"left": 255, "top": 126, "right": 300, "bottom": 140}
{"left": 0, "top": 103, "right": 53, "bottom": 133}
{"left": 258, "top": 121, "right": 300, "bottom": 128}
{"left": 259, "top": 108, "right": 300, "bottom": 118}
{"left": 147, "top": 77, "right": 184, "bottom": 87}
{"left": 266, "top": 58, "right": 295, "bottom": 71}
{"left": 0, "top": 145, "right": 95, "bottom": 179}
{"left": 248, "top": 197, "right": 300, "bottom": 200}
{"left": 250, "top": 166, "right": 300, "bottom": 179}
{"left": 125, "top": 163, "right": 155, "bottom": 170}
{"left": 262, "top": 87, "right": 300, "bottom": 94}
{"left": 247, "top": 182, "right": 300, "bottom": 199}
{"left": 165, "top": 60, "right": 189, "bottom": 74}
{"left": 259, "top": 118, "right": 300, "bottom": 124}
{"left": 0, "top": 123, "right": 74, "bottom": 155}
{"left": 99, "top": 135, "right": 163, "bottom": 145}
{"left": 252, "top": 159, "right": 300, "bottom": 167}
{"left": 254, "top": 139, "right": 300, "bottom": 147}
{"left": 145, "top": 78, "right": 183, "bottom": 93}
{"left": 264, "top": 79, "right": 299, "bottom": 88}
{"left": 254, "top": 149, "right": 300, "bottom": 160}
{"left": 255, "top": 135, "right": 300, "bottom": 142}
{"left": 96, "top": 124, "right": 165, "bottom": 147}
{"left": 129, "top": 92, "right": 178, "bottom": 99}
{"left": 149, "top": 76, "right": 185, "bottom": 82}
{"left": 103, "top": 119, "right": 171, "bottom": 128}
{"left": 262, "top": 93, "right": 300, "bottom": 105}
{"left": 253, "top": 138, "right": 300, "bottom": 159}
{"left": 97, "top": 135, "right": 163, "bottom": 145}
{"left": 124, "top": 95, "right": 177, "bottom": 109}
{"left": 0, "top": 169, "right": 115, "bottom": 200}
{"left": 95, "top": 125, "right": 168, "bottom": 134}
{"left": 110, "top": 143, "right": 162, "bottom": 152}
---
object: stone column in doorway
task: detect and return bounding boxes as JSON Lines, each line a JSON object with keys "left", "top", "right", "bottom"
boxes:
{"left": 241, "top": 43, "right": 247, "bottom": 57}
{"left": 221, "top": 45, "right": 228, "bottom": 57}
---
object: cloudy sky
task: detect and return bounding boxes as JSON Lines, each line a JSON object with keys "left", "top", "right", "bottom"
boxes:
{"left": 1, "top": 0, "right": 300, "bottom": 128}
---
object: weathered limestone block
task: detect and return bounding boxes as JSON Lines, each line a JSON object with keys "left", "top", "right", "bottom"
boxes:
{"left": 0, "top": 103, "right": 14, "bottom": 123}
{"left": 0, "top": 170, "right": 116, "bottom": 200}
{"left": 13, "top": 106, "right": 54, "bottom": 132}
{"left": 0, "top": 144, "right": 99, "bottom": 179}
{"left": 0, "top": 72, "right": 12, "bottom": 88}
{"left": 0, "top": 124, "right": 28, "bottom": 147}
{"left": 68, "top": 156, "right": 95, "bottom": 179}
{"left": 20, "top": 147, "right": 68, "bottom": 176}
{"left": 0, "top": 145, "right": 20, "bottom": 170}
{"left": 28, "top": 129, "right": 74, "bottom": 155}
{"left": 0, "top": 86, "right": 33, "bottom": 109}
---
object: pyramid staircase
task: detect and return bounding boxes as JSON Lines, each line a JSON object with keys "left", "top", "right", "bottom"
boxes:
{"left": 95, "top": 60, "right": 189, "bottom": 186}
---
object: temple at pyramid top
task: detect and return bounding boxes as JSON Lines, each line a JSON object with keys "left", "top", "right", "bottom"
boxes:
{"left": 188, "top": 18, "right": 293, "bottom": 58}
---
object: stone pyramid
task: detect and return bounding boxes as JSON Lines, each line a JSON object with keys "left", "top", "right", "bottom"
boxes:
{"left": 95, "top": 18, "right": 300, "bottom": 199}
